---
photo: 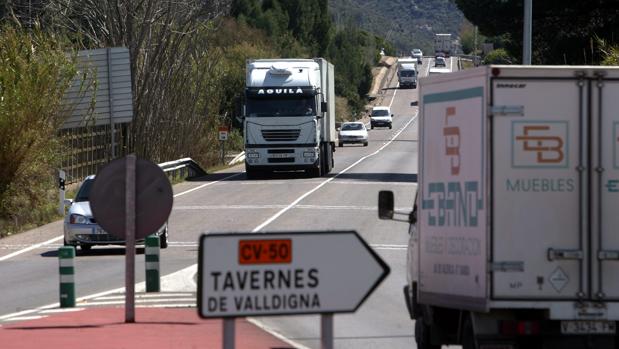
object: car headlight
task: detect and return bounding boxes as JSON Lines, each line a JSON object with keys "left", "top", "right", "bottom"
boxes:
{"left": 70, "top": 214, "right": 89, "bottom": 224}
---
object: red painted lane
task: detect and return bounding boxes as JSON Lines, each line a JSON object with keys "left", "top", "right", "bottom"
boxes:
{"left": 0, "top": 308, "right": 294, "bottom": 349}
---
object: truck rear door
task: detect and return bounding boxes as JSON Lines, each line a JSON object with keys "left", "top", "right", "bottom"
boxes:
{"left": 593, "top": 70, "right": 619, "bottom": 300}
{"left": 491, "top": 71, "right": 587, "bottom": 300}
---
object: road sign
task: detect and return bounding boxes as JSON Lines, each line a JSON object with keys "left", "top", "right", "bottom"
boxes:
{"left": 198, "top": 231, "right": 390, "bottom": 318}
{"left": 219, "top": 126, "right": 229, "bottom": 141}
{"left": 90, "top": 156, "right": 173, "bottom": 240}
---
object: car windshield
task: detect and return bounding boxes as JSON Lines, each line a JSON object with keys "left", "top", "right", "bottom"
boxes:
{"left": 341, "top": 123, "right": 363, "bottom": 131}
{"left": 413, "top": 49, "right": 421, "bottom": 54}
{"left": 372, "top": 109, "right": 389, "bottom": 116}
{"left": 75, "top": 179, "right": 93, "bottom": 202}
{"left": 400, "top": 70, "right": 416, "bottom": 77}
{"left": 246, "top": 97, "right": 316, "bottom": 117}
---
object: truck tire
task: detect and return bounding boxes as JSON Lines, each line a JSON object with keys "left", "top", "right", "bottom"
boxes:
{"left": 461, "top": 317, "right": 477, "bottom": 349}
{"left": 415, "top": 318, "right": 441, "bottom": 349}
{"left": 246, "top": 167, "right": 261, "bottom": 180}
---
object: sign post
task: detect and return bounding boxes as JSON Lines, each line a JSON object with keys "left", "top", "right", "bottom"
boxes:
{"left": 90, "top": 155, "right": 173, "bottom": 323}
{"left": 219, "top": 126, "right": 229, "bottom": 165}
{"left": 198, "top": 231, "right": 390, "bottom": 348}
{"left": 58, "top": 169, "right": 66, "bottom": 215}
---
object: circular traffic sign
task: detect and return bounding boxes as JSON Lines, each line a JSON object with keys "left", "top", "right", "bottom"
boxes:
{"left": 90, "top": 156, "right": 173, "bottom": 240}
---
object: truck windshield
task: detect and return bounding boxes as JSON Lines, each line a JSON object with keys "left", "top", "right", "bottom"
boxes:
{"left": 400, "top": 70, "right": 416, "bottom": 77}
{"left": 246, "top": 97, "right": 316, "bottom": 117}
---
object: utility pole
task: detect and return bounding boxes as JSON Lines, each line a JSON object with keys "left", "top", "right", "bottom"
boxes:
{"left": 523, "top": 0, "right": 532, "bottom": 64}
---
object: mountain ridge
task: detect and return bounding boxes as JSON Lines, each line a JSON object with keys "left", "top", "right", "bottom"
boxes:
{"left": 329, "top": 0, "right": 464, "bottom": 55}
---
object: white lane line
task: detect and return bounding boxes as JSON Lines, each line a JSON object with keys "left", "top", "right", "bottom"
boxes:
{"left": 173, "top": 172, "right": 244, "bottom": 198}
{"left": 0, "top": 235, "right": 63, "bottom": 262}
{"left": 39, "top": 308, "right": 85, "bottom": 314}
{"left": 388, "top": 83, "right": 399, "bottom": 109}
{"left": 4, "top": 315, "right": 46, "bottom": 321}
{"left": 252, "top": 112, "right": 418, "bottom": 233}
{"left": 247, "top": 318, "right": 314, "bottom": 349}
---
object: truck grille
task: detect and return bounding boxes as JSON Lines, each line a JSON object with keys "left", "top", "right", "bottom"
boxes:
{"left": 262, "top": 129, "right": 300, "bottom": 142}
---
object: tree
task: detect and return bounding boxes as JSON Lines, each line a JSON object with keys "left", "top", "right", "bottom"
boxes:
{"left": 482, "top": 48, "right": 514, "bottom": 65}
{"left": 454, "top": 0, "right": 619, "bottom": 64}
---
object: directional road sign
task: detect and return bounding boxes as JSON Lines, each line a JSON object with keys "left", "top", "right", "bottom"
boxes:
{"left": 198, "top": 231, "right": 390, "bottom": 318}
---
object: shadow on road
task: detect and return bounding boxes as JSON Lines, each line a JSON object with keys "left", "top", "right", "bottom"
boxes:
{"left": 330, "top": 172, "right": 417, "bottom": 183}
{"left": 40, "top": 247, "right": 145, "bottom": 258}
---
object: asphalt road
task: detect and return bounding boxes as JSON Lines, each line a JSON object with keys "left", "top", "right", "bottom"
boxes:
{"left": 0, "top": 56, "right": 459, "bottom": 348}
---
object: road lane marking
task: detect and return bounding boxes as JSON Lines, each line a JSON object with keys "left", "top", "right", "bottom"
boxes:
{"left": 173, "top": 172, "right": 244, "bottom": 198}
{"left": 252, "top": 112, "right": 418, "bottom": 233}
{"left": 0, "top": 235, "right": 63, "bottom": 262}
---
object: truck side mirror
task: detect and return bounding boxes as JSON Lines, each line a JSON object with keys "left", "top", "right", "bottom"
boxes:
{"left": 321, "top": 101, "right": 328, "bottom": 113}
{"left": 378, "top": 191, "right": 394, "bottom": 220}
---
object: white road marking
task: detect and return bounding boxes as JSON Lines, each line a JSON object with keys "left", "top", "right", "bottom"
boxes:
{"left": 39, "top": 308, "right": 85, "bottom": 314}
{"left": 0, "top": 235, "right": 63, "bottom": 262}
{"left": 4, "top": 315, "right": 46, "bottom": 321}
{"left": 247, "top": 318, "right": 314, "bottom": 349}
{"left": 388, "top": 83, "right": 398, "bottom": 109}
{"left": 80, "top": 298, "right": 196, "bottom": 306}
{"left": 172, "top": 172, "right": 244, "bottom": 198}
{"left": 173, "top": 204, "right": 412, "bottom": 211}
{"left": 252, "top": 112, "right": 418, "bottom": 233}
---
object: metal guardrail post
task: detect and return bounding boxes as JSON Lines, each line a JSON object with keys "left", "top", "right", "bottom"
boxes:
{"left": 58, "top": 246, "right": 76, "bottom": 307}
{"left": 145, "top": 235, "right": 160, "bottom": 292}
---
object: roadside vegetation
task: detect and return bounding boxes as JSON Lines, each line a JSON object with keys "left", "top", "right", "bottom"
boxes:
{"left": 0, "top": 0, "right": 392, "bottom": 237}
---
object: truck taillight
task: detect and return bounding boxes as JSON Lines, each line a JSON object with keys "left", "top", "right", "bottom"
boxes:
{"left": 500, "top": 320, "right": 541, "bottom": 336}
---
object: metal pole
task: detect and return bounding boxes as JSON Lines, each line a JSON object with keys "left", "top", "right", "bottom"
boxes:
{"left": 321, "top": 313, "right": 334, "bottom": 349}
{"left": 125, "top": 154, "right": 136, "bottom": 323}
{"left": 107, "top": 48, "right": 116, "bottom": 159}
{"left": 523, "top": 0, "right": 532, "bottom": 64}
{"left": 58, "top": 170, "right": 66, "bottom": 215}
{"left": 221, "top": 141, "right": 225, "bottom": 165}
{"left": 223, "top": 318, "right": 235, "bottom": 349}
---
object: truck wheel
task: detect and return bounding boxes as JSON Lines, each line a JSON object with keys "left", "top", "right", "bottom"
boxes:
{"left": 462, "top": 318, "right": 476, "bottom": 349}
{"left": 415, "top": 318, "right": 440, "bottom": 349}
{"left": 246, "top": 168, "right": 261, "bottom": 179}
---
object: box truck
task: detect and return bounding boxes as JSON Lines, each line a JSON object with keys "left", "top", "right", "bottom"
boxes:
{"left": 434, "top": 33, "right": 452, "bottom": 57}
{"left": 397, "top": 57, "right": 418, "bottom": 89}
{"left": 243, "top": 59, "right": 336, "bottom": 178}
{"left": 379, "top": 65, "right": 619, "bottom": 348}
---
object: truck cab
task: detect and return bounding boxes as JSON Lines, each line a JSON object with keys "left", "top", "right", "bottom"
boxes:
{"left": 244, "top": 59, "right": 335, "bottom": 178}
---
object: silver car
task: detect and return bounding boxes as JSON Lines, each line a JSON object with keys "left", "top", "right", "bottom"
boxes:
{"left": 63, "top": 175, "right": 169, "bottom": 251}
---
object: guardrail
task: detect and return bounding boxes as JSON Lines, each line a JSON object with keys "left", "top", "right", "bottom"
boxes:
{"left": 158, "top": 157, "right": 207, "bottom": 180}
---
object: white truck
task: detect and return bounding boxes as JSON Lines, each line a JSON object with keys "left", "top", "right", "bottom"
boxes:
{"left": 434, "top": 33, "right": 452, "bottom": 57}
{"left": 397, "top": 58, "right": 418, "bottom": 89}
{"left": 379, "top": 65, "right": 619, "bottom": 348}
{"left": 243, "top": 58, "right": 336, "bottom": 178}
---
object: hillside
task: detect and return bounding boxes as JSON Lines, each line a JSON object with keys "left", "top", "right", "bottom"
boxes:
{"left": 329, "top": 0, "right": 464, "bottom": 55}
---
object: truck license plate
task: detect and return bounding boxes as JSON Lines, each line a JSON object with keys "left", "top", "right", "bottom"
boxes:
{"left": 270, "top": 154, "right": 292, "bottom": 158}
{"left": 561, "top": 321, "right": 616, "bottom": 334}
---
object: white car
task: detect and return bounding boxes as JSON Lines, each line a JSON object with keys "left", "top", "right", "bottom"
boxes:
{"left": 411, "top": 49, "right": 423, "bottom": 64}
{"left": 370, "top": 106, "right": 393, "bottom": 129}
{"left": 63, "top": 175, "right": 169, "bottom": 252}
{"left": 338, "top": 122, "right": 368, "bottom": 147}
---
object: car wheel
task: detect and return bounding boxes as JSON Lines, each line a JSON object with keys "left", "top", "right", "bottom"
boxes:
{"left": 338, "top": 142, "right": 343, "bottom": 147}
{"left": 371, "top": 125, "right": 374, "bottom": 130}
{"left": 364, "top": 142, "right": 368, "bottom": 147}
{"left": 160, "top": 227, "right": 169, "bottom": 249}
{"left": 80, "top": 244, "right": 92, "bottom": 252}
{"left": 389, "top": 124, "right": 393, "bottom": 129}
